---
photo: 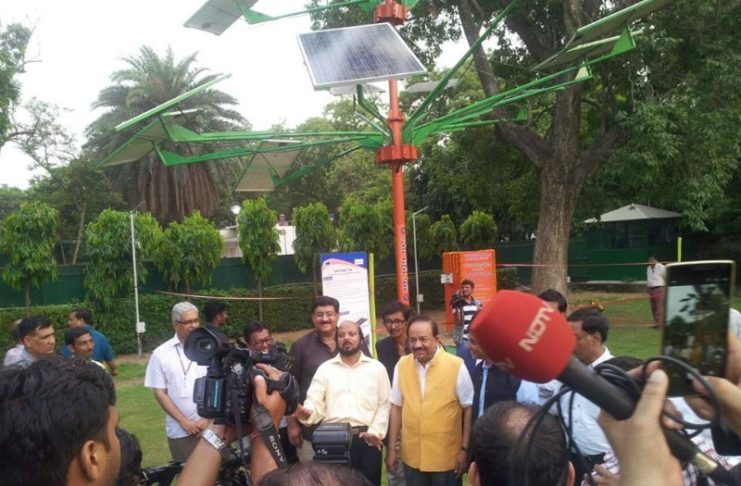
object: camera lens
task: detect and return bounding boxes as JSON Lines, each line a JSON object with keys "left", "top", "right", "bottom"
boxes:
{"left": 197, "top": 339, "right": 215, "bottom": 353}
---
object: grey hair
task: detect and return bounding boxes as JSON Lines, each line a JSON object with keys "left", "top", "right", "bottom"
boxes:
{"left": 171, "top": 301, "right": 198, "bottom": 323}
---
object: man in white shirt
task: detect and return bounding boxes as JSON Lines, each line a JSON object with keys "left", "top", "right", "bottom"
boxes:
{"left": 647, "top": 256, "right": 667, "bottom": 329}
{"left": 559, "top": 308, "right": 613, "bottom": 484}
{"left": 144, "top": 301, "right": 208, "bottom": 462}
{"left": 295, "top": 320, "right": 391, "bottom": 486}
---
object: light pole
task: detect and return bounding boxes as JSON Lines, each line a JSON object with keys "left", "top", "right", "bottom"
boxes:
{"left": 231, "top": 204, "right": 241, "bottom": 257}
{"left": 412, "top": 206, "right": 428, "bottom": 314}
{"left": 129, "top": 209, "right": 143, "bottom": 358}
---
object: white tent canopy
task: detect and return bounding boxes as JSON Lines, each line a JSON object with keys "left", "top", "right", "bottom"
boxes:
{"left": 584, "top": 203, "right": 681, "bottom": 223}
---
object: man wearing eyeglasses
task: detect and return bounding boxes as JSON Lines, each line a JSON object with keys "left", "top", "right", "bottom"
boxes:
{"left": 244, "top": 320, "right": 299, "bottom": 465}
{"left": 375, "top": 301, "right": 411, "bottom": 486}
{"left": 287, "top": 295, "right": 371, "bottom": 462}
{"left": 144, "top": 301, "right": 208, "bottom": 462}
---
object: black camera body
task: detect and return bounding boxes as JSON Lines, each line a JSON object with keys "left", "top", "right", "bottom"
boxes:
{"left": 184, "top": 328, "right": 293, "bottom": 423}
{"left": 450, "top": 292, "right": 466, "bottom": 309}
{"left": 312, "top": 423, "right": 353, "bottom": 465}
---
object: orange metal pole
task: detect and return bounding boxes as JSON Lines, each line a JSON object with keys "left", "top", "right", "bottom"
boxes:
{"left": 388, "top": 79, "right": 410, "bottom": 305}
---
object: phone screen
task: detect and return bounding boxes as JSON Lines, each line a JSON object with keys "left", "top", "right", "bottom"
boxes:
{"left": 662, "top": 261, "right": 734, "bottom": 396}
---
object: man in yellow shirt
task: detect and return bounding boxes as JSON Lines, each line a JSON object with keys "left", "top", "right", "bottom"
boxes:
{"left": 386, "top": 315, "right": 474, "bottom": 486}
{"left": 296, "top": 320, "right": 391, "bottom": 486}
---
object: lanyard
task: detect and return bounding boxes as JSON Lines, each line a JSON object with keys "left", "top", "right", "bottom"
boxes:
{"left": 174, "top": 344, "right": 193, "bottom": 379}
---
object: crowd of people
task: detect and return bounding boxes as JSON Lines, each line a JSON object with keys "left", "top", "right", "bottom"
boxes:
{"left": 2, "top": 284, "right": 741, "bottom": 486}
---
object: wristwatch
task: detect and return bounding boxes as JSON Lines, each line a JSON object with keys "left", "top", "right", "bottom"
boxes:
{"left": 200, "top": 427, "right": 230, "bottom": 462}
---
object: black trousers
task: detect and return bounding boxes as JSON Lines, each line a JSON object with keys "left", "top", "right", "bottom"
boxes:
{"left": 350, "top": 435, "right": 383, "bottom": 486}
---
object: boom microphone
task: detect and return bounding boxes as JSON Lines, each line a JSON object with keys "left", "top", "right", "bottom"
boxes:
{"left": 470, "top": 290, "right": 735, "bottom": 485}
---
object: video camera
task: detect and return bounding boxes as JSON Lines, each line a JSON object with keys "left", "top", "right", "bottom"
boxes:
{"left": 184, "top": 328, "right": 294, "bottom": 424}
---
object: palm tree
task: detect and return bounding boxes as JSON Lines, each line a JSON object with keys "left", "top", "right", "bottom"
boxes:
{"left": 85, "top": 46, "right": 246, "bottom": 223}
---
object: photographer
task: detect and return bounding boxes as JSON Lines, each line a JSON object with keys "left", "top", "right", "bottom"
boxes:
{"left": 245, "top": 321, "right": 299, "bottom": 465}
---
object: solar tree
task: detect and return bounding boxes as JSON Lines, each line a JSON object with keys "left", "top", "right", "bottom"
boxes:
{"left": 99, "top": 0, "right": 672, "bottom": 305}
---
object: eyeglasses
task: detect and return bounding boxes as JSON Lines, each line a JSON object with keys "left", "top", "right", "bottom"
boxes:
{"left": 313, "top": 312, "right": 336, "bottom": 319}
{"left": 384, "top": 319, "right": 406, "bottom": 327}
{"left": 251, "top": 337, "right": 274, "bottom": 348}
{"left": 176, "top": 318, "right": 200, "bottom": 326}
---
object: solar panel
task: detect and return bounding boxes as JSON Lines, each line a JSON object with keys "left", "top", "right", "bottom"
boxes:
{"left": 184, "top": 0, "right": 258, "bottom": 35}
{"left": 297, "top": 23, "right": 427, "bottom": 89}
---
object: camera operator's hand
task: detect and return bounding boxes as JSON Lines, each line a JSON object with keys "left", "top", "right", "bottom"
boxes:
{"left": 176, "top": 365, "right": 287, "bottom": 486}
{"left": 598, "top": 368, "right": 683, "bottom": 486}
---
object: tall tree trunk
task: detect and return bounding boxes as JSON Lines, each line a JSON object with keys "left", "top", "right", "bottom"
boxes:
{"left": 530, "top": 162, "right": 582, "bottom": 295}
{"left": 455, "top": 0, "right": 620, "bottom": 292}
{"left": 72, "top": 202, "right": 87, "bottom": 265}
{"left": 257, "top": 279, "right": 264, "bottom": 321}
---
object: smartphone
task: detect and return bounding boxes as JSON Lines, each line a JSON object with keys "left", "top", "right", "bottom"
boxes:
{"left": 661, "top": 260, "right": 736, "bottom": 396}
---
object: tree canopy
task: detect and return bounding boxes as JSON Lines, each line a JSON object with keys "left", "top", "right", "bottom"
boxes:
{"left": 86, "top": 46, "right": 247, "bottom": 223}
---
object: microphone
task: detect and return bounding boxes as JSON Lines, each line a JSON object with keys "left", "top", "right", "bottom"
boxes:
{"left": 470, "top": 290, "right": 734, "bottom": 484}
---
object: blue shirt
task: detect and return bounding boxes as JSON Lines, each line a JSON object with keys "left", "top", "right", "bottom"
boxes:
{"left": 62, "top": 325, "right": 114, "bottom": 362}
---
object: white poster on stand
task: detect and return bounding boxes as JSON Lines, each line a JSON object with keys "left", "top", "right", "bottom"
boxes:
{"left": 320, "top": 252, "right": 371, "bottom": 342}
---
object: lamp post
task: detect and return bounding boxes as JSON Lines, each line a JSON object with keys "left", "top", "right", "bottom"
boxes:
{"left": 412, "top": 206, "right": 428, "bottom": 314}
{"left": 231, "top": 204, "right": 241, "bottom": 257}
{"left": 129, "top": 210, "right": 143, "bottom": 358}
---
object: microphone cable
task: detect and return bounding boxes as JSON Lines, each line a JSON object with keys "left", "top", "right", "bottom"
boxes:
{"left": 510, "top": 356, "right": 736, "bottom": 486}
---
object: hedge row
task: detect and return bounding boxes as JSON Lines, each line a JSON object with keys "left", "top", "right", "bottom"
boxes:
{"left": 0, "top": 267, "right": 518, "bottom": 355}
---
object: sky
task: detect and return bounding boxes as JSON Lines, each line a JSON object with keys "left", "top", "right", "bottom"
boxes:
{"left": 1, "top": 0, "right": 470, "bottom": 189}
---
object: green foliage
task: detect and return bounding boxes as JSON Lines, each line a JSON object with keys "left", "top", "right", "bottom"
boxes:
{"left": 0, "top": 201, "right": 59, "bottom": 305}
{"left": 84, "top": 210, "right": 162, "bottom": 310}
{"left": 29, "top": 158, "right": 125, "bottom": 263}
{"left": 237, "top": 197, "right": 279, "bottom": 283}
{"left": 292, "top": 202, "right": 335, "bottom": 274}
{"left": 406, "top": 212, "right": 435, "bottom": 260}
{"left": 429, "top": 215, "right": 458, "bottom": 255}
{"left": 338, "top": 200, "right": 391, "bottom": 259}
{"left": 156, "top": 211, "right": 222, "bottom": 293}
{"left": 85, "top": 46, "right": 246, "bottom": 223}
{"left": 459, "top": 210, "right": 497, "bottom": 250}
{"left": 0, "top": 21, "right": 31, "bottom": 147}
{"left": 0, "top": 184, "right": 25, "bottom": 221}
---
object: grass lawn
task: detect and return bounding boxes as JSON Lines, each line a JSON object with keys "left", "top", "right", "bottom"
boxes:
{"left": 115, "top": 291, "right": 741, "bottom": 475}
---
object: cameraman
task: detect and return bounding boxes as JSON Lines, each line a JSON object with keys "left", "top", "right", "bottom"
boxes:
{"left": 244, "top": 320, "right": 299, "bottom": 465}
{"left": 451, "top": 279, "right": 481, "bottom": 379}
{"left": 177, "top": 363, "right": 289, "bottom": 486}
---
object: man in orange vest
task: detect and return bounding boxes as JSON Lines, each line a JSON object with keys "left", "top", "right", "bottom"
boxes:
{"left": 385, "top": 315, "right": 474, "bottom": 485}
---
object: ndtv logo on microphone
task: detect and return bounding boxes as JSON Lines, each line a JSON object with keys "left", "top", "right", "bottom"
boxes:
{"left": 518, "top": 304, "right": 554, "bottom": 352}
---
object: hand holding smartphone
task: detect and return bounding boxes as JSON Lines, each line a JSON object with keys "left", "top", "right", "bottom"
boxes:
{"left": 661, "top": 260, "right": 736, "bottom": 396}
